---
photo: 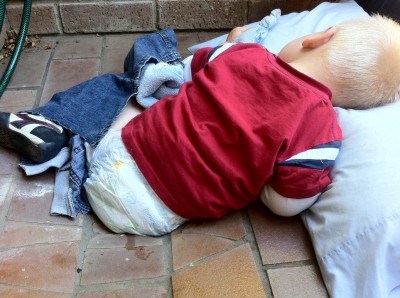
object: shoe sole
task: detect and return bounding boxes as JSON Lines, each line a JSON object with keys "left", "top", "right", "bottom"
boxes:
{"left": 0, "top": 113, "right": 66, "bottom": 163}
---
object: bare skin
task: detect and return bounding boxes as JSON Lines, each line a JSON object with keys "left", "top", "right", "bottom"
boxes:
{"left": 111, "top": 100, "right": 144, "bottom": 130}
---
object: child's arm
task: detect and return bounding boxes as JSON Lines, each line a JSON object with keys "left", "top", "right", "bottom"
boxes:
{"left": 260, "top": 184, "right": 319, "bottom": 216}
{"left": 262, "top": 141, "right": 341, "bottom": 216}
{"left": 224, "top": 27, "right": 249, "bottom": 43}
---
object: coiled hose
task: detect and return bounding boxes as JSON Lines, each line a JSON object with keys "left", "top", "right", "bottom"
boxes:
{"left": 0, "top": 0, "right": 32, "bottom": 97}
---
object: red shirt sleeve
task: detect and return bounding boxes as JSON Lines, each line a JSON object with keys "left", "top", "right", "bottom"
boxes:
{"left": 270, "top": 166, "right": 334, "bottom": 199}
{"left": 269, "top": 139, "right": 341, "bottom": 199}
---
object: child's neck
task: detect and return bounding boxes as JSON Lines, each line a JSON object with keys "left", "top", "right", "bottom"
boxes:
{"left": 288, "top": 56, "right": 335, "bottom": 94}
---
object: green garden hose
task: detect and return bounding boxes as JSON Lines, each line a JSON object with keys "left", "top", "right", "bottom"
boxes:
{"left": 0, "top": 0, "right": 32, "bottom": 97}
{"left": 0, "top": 1, "right": 6, "bottom": 34}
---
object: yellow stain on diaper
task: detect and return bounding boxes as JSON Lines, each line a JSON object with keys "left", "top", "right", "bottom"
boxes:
{"left": 114, "top": 160, "right": 124, "bottom": 169}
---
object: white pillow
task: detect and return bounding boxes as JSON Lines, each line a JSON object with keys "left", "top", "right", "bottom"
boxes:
{"left": 188, "top": 0, "right": 369, "bottom": 54}
{"left": 302, "top": 104, "right": 400, "bottom": 297}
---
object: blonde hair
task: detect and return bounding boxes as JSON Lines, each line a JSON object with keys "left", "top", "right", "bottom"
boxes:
{"left": 324, "top": 15, "right": 400, "bottom": 109}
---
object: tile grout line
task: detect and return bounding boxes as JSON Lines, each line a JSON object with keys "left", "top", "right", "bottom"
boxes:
{"left": 265, "top": 258, "right": 319, "bottom": 271}
{"left": 76, "top": 275, "right": 172, "bottom": 293}
{"left": 99, "top": 34, "right": 107, "bottom": 75}
{"left": 168, "top": 232, "right": 249, "bottom": 276}
{"left": 33, "top": 36, "right": 59, "bottom": 109}
{"left": 0, "top": 172, "right": 20, "bottom": 245}
{"left": 242, "top": 209, "right": 274, "bottom": 297}
{"left": 163, "top": 233, "right": 175, "bottom": 298}
{"left": 71, "top": 214, "right": 96, "bottom": 297}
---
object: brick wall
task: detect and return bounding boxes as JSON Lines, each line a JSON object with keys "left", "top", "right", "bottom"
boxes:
{"left": 4, "top": 0, "right": 338, "bottom": 35}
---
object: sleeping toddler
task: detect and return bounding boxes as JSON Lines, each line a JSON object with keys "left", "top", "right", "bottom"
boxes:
{"left": 1, "top": 15, "right": 399, "bottom": 236}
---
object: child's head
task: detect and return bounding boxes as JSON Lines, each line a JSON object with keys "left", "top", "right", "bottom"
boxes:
{"left": 323, "top": 15, "right": 400, "bottom": 109}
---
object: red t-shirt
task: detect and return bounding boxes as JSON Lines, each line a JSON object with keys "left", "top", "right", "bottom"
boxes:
{"left": 122, "top": 43, "right": 342, "bottom": 219}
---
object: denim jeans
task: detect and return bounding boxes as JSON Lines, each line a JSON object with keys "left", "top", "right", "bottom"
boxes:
{"left": 28, "top": 27, "right": 181, "bottom": 147}
{"left": 25, "top": 28, "right": 182, "bottom": 216}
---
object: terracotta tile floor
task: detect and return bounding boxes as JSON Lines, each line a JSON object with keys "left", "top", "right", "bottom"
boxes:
{"left": 0, "top": 32, "right": 328, "bottom": 297}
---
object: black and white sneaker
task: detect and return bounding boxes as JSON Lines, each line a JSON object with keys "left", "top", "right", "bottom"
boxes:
{"left": 0, "top": 112, "right": 69, "bottom": 163}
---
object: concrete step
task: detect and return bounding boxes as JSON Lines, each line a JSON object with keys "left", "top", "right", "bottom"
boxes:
{"left": 4, "top": 0, "right": 337, "bottom": 35}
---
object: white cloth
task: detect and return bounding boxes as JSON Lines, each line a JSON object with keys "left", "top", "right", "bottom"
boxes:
{"left": 182, "top": 56, "right": 193, "bottom": 82}
{"left": 19, "top": 147, "right": 70, "bottom": 176}
{"left": 188, "top": 0, "right": 369, "bottom": 55}
{"left": 136, "top": 62, "right": 184, "bottom": 108}
{"left": 19, "top": 147, "right": 77, "bottom": 217}
{"left": 84, "top": 129, "right": 186, "bottom": 236}
{"left": 234, "top": 9, "right": 281, "bottom": 43}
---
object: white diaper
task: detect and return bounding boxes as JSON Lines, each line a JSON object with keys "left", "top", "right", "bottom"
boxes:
{"left": 84, "top": 129, "right": 186, "bottom": 236}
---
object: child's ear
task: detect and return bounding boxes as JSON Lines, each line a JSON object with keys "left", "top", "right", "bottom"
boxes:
{"left": 302, "top": 26, "right": 337, "bottom": 49}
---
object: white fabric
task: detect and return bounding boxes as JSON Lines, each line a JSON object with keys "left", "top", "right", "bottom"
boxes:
{"left": 234, "top": 9, "right": 281, "bottom": 43}
{"left": 136, "top": 62, "right": 184, "bottom": 109}
{"left": 182, "top": 55, "right": 193, "bottom": 81}
{"left": 19, "top": 147, "right": 70, "bottom": 176}
{"left": 84, "top": 129, "right": 186, "bottom": 236}
{"left": 208, "top": 43, "right": 235, "bottom": 61}
{"left": 285, "top": 147, "right": 339, "bottom": 162}
{"left": 188, "top": 0, "right": 369, "bottom": 55}
{"left": 302, "top": 104, "right": 400, "bottom": 297}
{"left": 260, "top": 184, "right": 319, "bottom": 216}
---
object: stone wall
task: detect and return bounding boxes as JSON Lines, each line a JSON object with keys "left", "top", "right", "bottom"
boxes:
{"left": 4, "top": 0, "right": 338, "bottom": 35}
